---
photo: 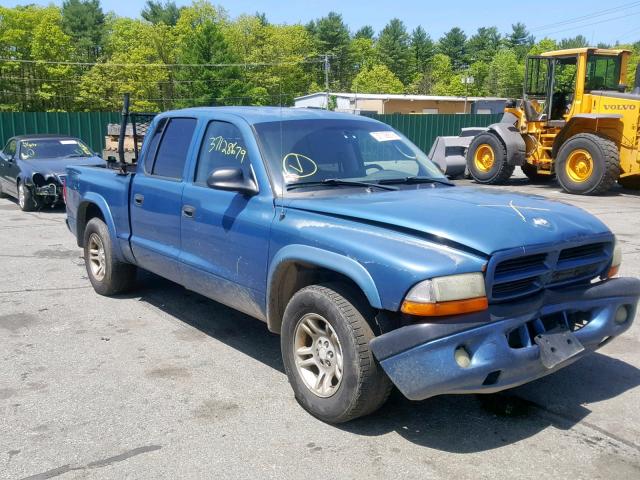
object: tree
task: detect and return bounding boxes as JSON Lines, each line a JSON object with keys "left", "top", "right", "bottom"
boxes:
{"left": 467, "top": 27, "right": 501, "bottom": 63}
{"left": 61, "top": 0, "right": 105, "bottom": 61}
{"left": 350, "top": 36, "right": 377, "bottom": 70}
{"left": 506, "top": 22, "right": 534, "bottom": 60}
{"left": 174, "top": 5, "right": 244, "bottom": 107}
{"left": 485, "top": 49, "right": 523, "bottom": 97}
{"left": 377, "top": 19, "right": 412, "bottom": 84}
{"left": 351, "top": 64, "right": 404, "bottom": 94}
{"left": 558, "top": 35, "right": 589, "bottom": 50}
{"left": 410, "top": 26, "right": 435, "bottom": 75}
{"left": 141, "top": 1, "right": 182, "bottom": 26}
{"left": 354, "top": 25, "right": 375, "bottom": 40}
{"left": 438, "top": 27, "right": 467, "bottom": 70}
{"left": 307, "top": 12, "right": 352, "bottom": 90}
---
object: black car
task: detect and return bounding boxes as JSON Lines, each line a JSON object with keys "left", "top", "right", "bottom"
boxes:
{"left": 0, "top": 134, "right": 106, "bottom": 211}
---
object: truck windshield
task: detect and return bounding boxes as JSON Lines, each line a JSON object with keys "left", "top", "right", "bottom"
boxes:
{"left": 253, "top": 119, "right": 446, "bottom": 192}
{"left": 19, "top": 138, "right": 92, "bottom": 160}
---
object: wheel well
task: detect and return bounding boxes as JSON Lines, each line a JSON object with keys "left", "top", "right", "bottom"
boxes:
{"left": 77, "top": 202, "right": 104, "bottom": 247}
{"left": 267, "top": 261, "right": 375, "bottom": 335}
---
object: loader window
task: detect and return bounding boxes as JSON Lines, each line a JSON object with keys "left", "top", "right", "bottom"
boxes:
{"left": 525, "top": 57, "right": 551, "bottom": 98}
{"left": 585, "top": 55, "right": 621, "bottom": 91}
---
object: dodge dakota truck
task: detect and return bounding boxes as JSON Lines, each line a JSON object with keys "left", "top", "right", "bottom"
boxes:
{"left": 65, "top": 107, "right": 640, "bottom": 423}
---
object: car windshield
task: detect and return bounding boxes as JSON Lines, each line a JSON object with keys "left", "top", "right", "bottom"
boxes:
{"left": 19, "top": 138, "right": 92, "bottom": 160}
{"left": 253, "top": 119, "right": 447, "bottom": 192}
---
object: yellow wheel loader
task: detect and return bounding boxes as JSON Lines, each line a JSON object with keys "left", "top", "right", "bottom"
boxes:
{"left": 464, "top": 48, "right": 640, "bottom": 194}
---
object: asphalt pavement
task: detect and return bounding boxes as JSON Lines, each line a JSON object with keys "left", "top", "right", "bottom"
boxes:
{"left": 1, "top": 175, "right": 640, "bottom": 479}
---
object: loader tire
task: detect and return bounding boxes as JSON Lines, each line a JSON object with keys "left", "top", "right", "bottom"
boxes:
{"left": 556, "top": 133, "right": 619, "bottom": 195}
{"left": 466, "top": 132, "right": 514, "bottom": 184}
{"left": 521, "top": 162, "right": 554, "bottom": 183}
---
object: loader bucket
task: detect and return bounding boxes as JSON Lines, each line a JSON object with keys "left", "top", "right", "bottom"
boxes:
{"left": 427, "top": 127, "right": 487, "bottom": 178}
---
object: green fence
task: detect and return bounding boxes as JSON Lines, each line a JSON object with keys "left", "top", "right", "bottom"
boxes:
{"left": 0, "top": 112, "right": 503, "bottom": 156}
{"left": 0, "top": 112, "right": 121, "bottom": 153}
{"left": 366, "top": 113, "right": 503, "bottom": 153}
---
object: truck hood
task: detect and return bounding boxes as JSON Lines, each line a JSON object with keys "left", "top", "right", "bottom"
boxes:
{"left": 21, "top": 156, "right": 105, "bottom": 177}
{"left": 285, "top": 186, "right": 611, "bottom": 256}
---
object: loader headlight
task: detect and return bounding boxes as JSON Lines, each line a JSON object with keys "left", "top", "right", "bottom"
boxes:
{"left": 401, "top": 272, "right": 488, "bottom": 316}
{"left": 605, "top": 241, "right": 622, "bottom": 278}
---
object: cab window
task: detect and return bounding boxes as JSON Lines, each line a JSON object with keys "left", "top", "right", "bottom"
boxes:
{"left": 195, "top": 121, "right": 251, "bottom": 185}
{"left": 149, "top": 117, "right": 197, "bottom": 180}
{"left": 3, "top": 139, "right": 16, "bottom": 158}
{"left": 585, "top": 55, "right": 622, "bottom": 91}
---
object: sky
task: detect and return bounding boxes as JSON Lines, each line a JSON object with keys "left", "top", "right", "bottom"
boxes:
{"left": 2, "top": 0, "right": 640, "bottom": 45}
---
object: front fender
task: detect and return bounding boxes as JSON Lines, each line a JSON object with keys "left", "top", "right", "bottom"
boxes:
{"left": 488, "top": 123, "right": 526, "bottom": 166}
{"left": 267, "top": 244, "right": 382, "bottom": 330}
{"left": 77, "top": 192, "right": 125, "bottom": 262}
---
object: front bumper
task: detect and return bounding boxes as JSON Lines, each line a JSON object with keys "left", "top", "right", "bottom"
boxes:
{"left": 370, "top": 277, "right": 640, "bottom": 401}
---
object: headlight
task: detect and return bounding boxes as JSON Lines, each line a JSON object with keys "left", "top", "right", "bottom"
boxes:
{"left": 401, "top": 272, "right": 488, "bottom": 316}
{"left": 605, "top": 241, "right": 622, "bottom": 278}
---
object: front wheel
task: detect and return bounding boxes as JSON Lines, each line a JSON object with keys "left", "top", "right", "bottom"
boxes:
{"left": 18, "top": 182, "right": 38, "bottom": 211}
{"left": 466, "top": 132, "right": 514, "bottom": 184}
{"left": 83, "top": 217, "right": 137, "bottom": 296}
{"left": 555, "top": 133, "right": 619, "bottom": 195}
{"left": 281, "top": 283, "right": 392, "bottom": 423}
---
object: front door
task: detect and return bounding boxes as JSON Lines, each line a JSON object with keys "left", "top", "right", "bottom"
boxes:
{"left": 180, "top": 120, "right": 274, "bottom": 319}
{"left": 130, "top": 117, "right": 198, "bottom": 284}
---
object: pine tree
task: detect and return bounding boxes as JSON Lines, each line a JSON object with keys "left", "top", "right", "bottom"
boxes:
{"left": 377, "top": 19, "right": 412, "bottom": 84}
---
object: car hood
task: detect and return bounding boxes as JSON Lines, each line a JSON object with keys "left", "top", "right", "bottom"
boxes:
{"left": 285, "top": 186, "right": 611, "bottom": 256}
{"left": 21, "top": 156, "right": 105, "bottom": 177}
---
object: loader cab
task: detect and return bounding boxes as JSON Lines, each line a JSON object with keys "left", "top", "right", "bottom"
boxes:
{"left": 524, "top": 55, "right": 578, "bottom": 123}
{"left": 524, "top": 48, "right": 629, "bottom": 124}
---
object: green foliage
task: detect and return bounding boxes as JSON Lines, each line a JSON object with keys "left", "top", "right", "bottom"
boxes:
{"left": 410, "top": 26, "right": 435, "bottom": 75}
{"left": 438, "top": 28, "right": 467, "bottom": 69}
{"left": 485, "top": 49, "right": 523, "bottom": 98}
{"left": 354, "top": 26, "right": 375, "bottom": 40}
{"left": 141, "top": 1, "right": 183, "bottom": 26}
{"left": 61, "top": 0, "right": 105, "bottom": 61}
{"left": 351, "top": 64, "right": 404, "bottom": 94}
{"left": 1, "top": 2, "right": 639, "bottom": 112}
{"left": 377, "top": 19, "right": 412, "bottom": 84}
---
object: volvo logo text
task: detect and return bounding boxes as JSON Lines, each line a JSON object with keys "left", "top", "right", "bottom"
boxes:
{"left": 603, "top": 104, "right": 637, "bottom": 111}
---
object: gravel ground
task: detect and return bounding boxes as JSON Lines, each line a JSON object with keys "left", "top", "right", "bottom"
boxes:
{"left": 1, "top": 175, "right": 639, "bottom": 480}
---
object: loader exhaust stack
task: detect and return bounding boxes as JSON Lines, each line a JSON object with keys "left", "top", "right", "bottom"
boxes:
{"left": 633, "top": 64, "right": 640, "bottom": 95}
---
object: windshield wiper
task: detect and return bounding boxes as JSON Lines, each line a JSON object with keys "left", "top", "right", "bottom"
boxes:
{"left": 64, "top": 154, "right": 88, "bottom": 158}
{"left": 378, "top": 176, "right": 454, "bottom": 186}
{"left": 287, "top": 178, "right": 398, "bottom": 191}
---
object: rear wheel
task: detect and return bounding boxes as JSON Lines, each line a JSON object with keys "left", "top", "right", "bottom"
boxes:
{"left": 18, "top": 182, "right": 37, "bottom": 212}
{"left": 281, "top": 283, "right": 392, "bottom": 423}
{"left": 556, "top": 133, "right": 619, "bottom": 195}
{"left": 619, "top": 175, "right": 640, "bottom": 190}
{"left": 83, "top": 217, "right": 137, "bottom": 296}
{"left": 521, "top": 162, "right": 554, "bottom": 183}
{"left": 466, "top": 133, "right": 514, "bottom": 184}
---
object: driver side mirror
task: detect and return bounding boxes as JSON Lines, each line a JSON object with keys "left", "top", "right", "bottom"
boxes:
{"left": 206, "top": 167, "right": 258, "bottom": 196}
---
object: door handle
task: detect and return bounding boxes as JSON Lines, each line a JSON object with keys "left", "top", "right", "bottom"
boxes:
{"left": 134, "top": 194, "right": 144, "bottom": 206}
{"left": 182, "top": 205, "right": 195, "bottom": 218}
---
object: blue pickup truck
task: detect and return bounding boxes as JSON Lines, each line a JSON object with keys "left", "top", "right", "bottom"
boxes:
{"left": 65, "top": 107, "right": 639, "bottom": 423}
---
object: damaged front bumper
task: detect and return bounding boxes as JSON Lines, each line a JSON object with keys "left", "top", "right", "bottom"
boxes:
{"left": 370, "top": 277, "right": 640, "bottom": 401}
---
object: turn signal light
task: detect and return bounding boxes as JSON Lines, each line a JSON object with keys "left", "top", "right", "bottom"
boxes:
{"left": 401, "top": 296, "right": 488, "bottom": 316}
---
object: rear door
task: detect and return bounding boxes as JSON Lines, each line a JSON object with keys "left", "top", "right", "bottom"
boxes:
{"left": 130, "top": 116, "right": 198, "bottom": 284}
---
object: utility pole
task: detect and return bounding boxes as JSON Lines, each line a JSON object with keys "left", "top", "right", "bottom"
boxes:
{"left": 324, "top": 54, "right": 330, "bottom": 110}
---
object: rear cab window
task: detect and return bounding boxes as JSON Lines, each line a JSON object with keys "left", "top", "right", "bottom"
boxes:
{"left": 145, "top": 117, "right": 197, "bottom": 180}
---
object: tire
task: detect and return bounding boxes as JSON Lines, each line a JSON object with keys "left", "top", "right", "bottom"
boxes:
{"left": 619, "top": 175, "right": 640, "bottom": 190}
{"left": 83, "top": 217, "right": 137, "bottom": 296}
{"left": 18, "top": 182, "right": 38, "bottom": 212}
{"left": 521, "top": 162, "right": 555, "bottom": 183}
{"left": 281, "top": 283, "right": 392, "bottom": 423}
{"left": 466, "top": 132, "right": 515, "bottom": 184}
{"left": 555, "top": 133, "right": 619, "bottom": 195}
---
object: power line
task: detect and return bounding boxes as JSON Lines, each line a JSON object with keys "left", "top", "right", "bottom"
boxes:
{"left": 0, "top": 58, "right": 326, "bottom": 68}
{"left": 536, "top": 10, "right": 640, "bottom": 37}
{"left": 529, "top": 1, "right": 640, "bottom": 32}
